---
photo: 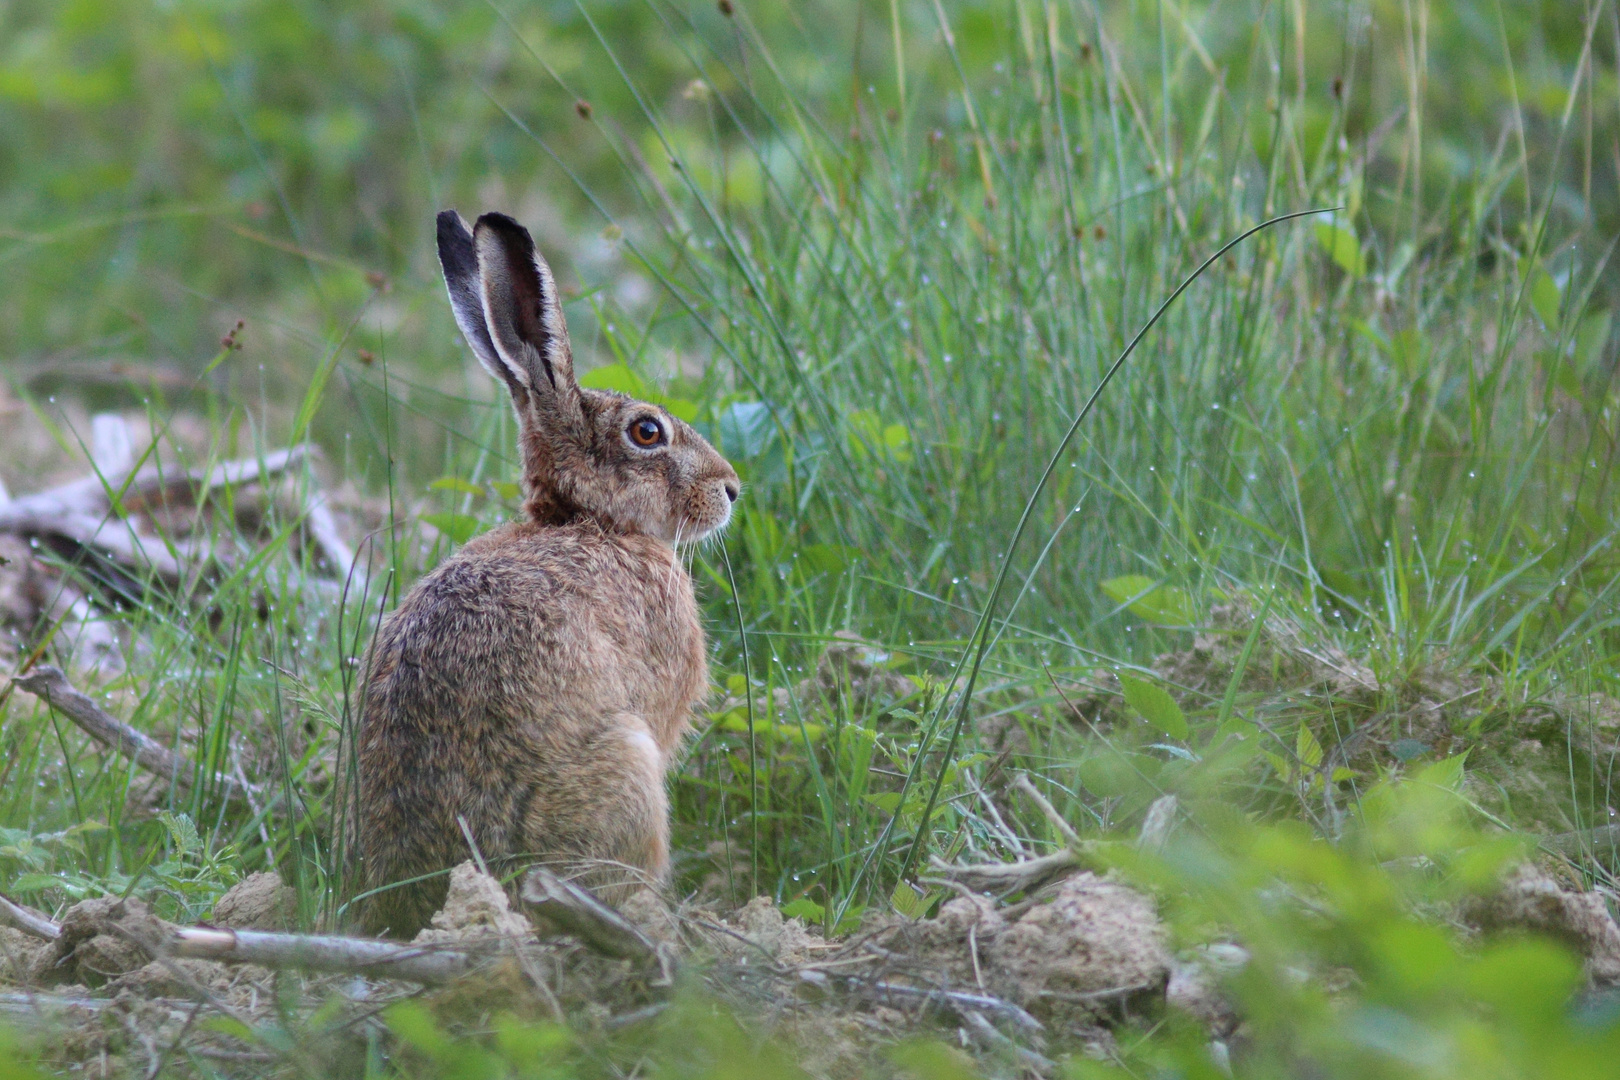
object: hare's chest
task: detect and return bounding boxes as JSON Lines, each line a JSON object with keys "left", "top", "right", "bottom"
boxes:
{"left": 588, "top": 550, "right": 707, "bottom": 746}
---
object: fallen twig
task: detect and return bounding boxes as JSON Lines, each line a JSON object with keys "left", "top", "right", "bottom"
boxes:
{"left": 0, "top": 894, "right": 61, "bottom": 941}
{"left": 12, "top": 665, "right": 254, "bottom": 805}
{"left": 801, "top": 971, "right": 1043, "bottom": 1034}
{"left": 925, "top": 850, "right": 1084, "bottom": 895}
{"left": 1013, "top": 773, "right": 1084, "bottom": 849}
{"left": 520, "top": 868, "right": 657, "bottom": 963}
{"left": 168, "top": 927, "right": 488, "bottom": 985}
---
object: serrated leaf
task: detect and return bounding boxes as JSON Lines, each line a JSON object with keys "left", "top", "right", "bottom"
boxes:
{"left": 420, "top": 511, "right": 479, "bottom": 544}
{"left": 1416, "top": 752, "right": 1468, "bottom": 791}
{"left": 428, "top": 476, "right": 484, "bottom": 496}
{"left": 10, "top": 872, "right": 63, "bottom": 893}
{"left": 891, "top": 882, "right": 930, "bottom": 919}
{"left": 779, "top": 897, "right": 824, "bottom": 922}
{"left": 1296, "top": 724, "right": 1323, "bottom": 770}
{"left": 1119, "top": 673, "right": 1188, "bottom": 740}
{"left": 1315, "top": 221, "right": 1366, "bottom": 278}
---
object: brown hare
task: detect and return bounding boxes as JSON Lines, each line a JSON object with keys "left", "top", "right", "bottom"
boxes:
{"left": 356, "top": 211, "right": 739, "bottom": 938}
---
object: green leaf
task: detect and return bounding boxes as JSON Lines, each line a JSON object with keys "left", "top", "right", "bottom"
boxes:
{"left": 1101, "top": 575, "right": 1195, "bottom": 626}
{"left": 1415, "top": 752, "right": 1468, "bottom": 791}
{"left": 1314, "top": 221, "right": 1367, "bottom": 277}
{"left": 890, "top": 882, "right": 930, "bottom": 919}
{"left": 1530, "top": 268, "right": 1562, "bottom": 329}
{"left": 862, "top": 792, "right": 903, "bottom": 813}
{"left": 490, "top": 480, "right": 523, "bottom": 501}
{"left": 779, "top": 897, "right": 824, "bottom": 922}
{"left": 660, "top": 397, "right": 699, "bottom": 422}
{"left": 10, "top": 872, "right": 63, "bottom": 893}
{"left": 578, "top": 362, "right": 649, "bottom": 397}
{"left": 1119, "top": 672, "right": 1189, "bottom": 740}
{"left": 1296, "top": 724, "right": 1323, "bottom": 770}
{"left": 1575, "top": 309, "right": 1612, "bottom": 369}
{"left": 847, "top": 409, "right": 913, "bottom": 463}
{"left": 428, "top": 476, "right": 484, "bottom": 496}
{"left": 420, "top": 511, "right": 479, "bottom": 544}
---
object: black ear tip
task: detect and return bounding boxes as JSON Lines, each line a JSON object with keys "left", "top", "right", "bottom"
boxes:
{"left": 474, "top": 212, "right": 536, "bottom": 253}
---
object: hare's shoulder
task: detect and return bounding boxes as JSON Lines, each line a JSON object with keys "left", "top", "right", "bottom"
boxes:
{"left": 405, "top": 520, "right": 691, "bottom": 617}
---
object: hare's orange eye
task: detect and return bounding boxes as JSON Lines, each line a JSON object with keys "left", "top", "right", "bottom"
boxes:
{"left": 627, "top": 416, "right": 666, "bottom": 448}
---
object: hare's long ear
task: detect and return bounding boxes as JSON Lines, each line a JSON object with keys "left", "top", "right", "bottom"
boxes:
{"left": 471, "top": 212, "right": 580, "bottom": 412}
{"left": 435, "top": 211, "right": 518, "bottom": 393}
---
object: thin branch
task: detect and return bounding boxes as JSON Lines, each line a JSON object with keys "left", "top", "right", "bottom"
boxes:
{"left": 0, "top": 894, "right": 61, "bottom": 941}
{"left": 519, "top": 868, "right": 657, "bottom": 963}
{"left": 12, "top": 666, "right": 254, "bottom": 805}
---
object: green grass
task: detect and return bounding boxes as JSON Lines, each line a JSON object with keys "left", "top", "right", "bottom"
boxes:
{"left": 2, "top": 0, "right": 1619, "bottom": 1076}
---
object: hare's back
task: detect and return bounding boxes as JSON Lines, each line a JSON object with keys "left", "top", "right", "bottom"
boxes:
{"left": 366, "top": 521, "right": 705, "bottom": 744}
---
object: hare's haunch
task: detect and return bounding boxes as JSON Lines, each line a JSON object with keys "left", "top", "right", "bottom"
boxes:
{"left": 356, "top": 212, "right": 739, "bottom": 938}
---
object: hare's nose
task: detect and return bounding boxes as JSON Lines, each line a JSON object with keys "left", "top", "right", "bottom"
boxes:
{"left": 723, "top": 482, "right": 739, "bottom": 503}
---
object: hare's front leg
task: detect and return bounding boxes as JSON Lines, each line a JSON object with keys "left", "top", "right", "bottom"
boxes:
{"left": 529, "top": 715, "right": 671, "bottom": 901}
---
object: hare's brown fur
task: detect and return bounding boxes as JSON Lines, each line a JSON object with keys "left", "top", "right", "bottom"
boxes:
{"left": 356, "top": 212, "right": 736, "bottom": 937}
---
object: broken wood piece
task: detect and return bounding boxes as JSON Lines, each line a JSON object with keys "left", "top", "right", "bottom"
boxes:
{"left": 11, "top": 665, "right": 253, "bottom": 806}
{"left": 926, "top": 849, "right": 1084, "bottom": 896}
{"left": 0, "top": 445, "right": 308, "bottom": 535}
{"left": 1136, "top": 795, "right": 1178, "bottom": 853}
{"left": 11, "top": 898, "right": 493, "bottom": 986}
{"left": 1013, "top": 773, "right": 1084, "bottom": 849}
{"left": 519, "top": 868, "right": 657, "bottom": 962}
{"left": 168, "top": 926, "right": 488, "bottom": 985}
{"left": 89, "top": 413, "right": 134, "bottom": 477}
{"left": 850, "top": 978, "right": 1043, "bottom": 1034}
{"left": 0, "top": 894, "right": 61, "bottom": 941}
{"left": 303, "top": 494, "right": 362, "bottom": 587}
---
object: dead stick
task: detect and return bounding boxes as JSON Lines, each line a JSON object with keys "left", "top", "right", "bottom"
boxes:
{"left": 0, "top": 894, "right": 60, "bottom": 941}
{"left": 0, "top": 446, "right": 308, "bottom": 532}
{"left": 168, "top": 927, "right": 488, "bottom": 985}
{"left": 520, "top": 868, "right": 657, "bottom": 962}
{"left": 1012, "top": 773, "right": 1084, "bottom": 849}
{"left": 12, "top": 666, "right": 252, "bottom": 805}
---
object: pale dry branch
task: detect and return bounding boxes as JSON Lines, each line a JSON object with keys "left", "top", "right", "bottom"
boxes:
{"left": 12, "top": 665, "right": 253, "bottom": 805}
{"left": 167, "top": 927, "right": 489, "bottom": 985}
{"left": 0, "top": 894, "right": 61, "bottom": 941}
{"left": 926, "top": 850, "right": 1084, "bottom": 895}
{"left": 520, "top": 868, "right": 658, "bottom": 963}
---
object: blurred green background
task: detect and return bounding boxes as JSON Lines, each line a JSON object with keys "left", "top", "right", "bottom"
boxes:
{"left": 0, "top": 0, "right": 1607, "bottom": 443}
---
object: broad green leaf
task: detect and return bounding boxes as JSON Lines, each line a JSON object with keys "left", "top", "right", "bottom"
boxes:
{"left": 578, "top": 362, "right": 649, "bottom": 397}
{"left": 428, "top": 476, "right": 484, "bottom": 496}
{"left": 1119, "top": 672, "right": 1189, "bottom": 740}
{"left": 1575, "top": 309, "right": 1612, "bottom": 368}
{"left": 1415, "top": 752, "right": 1468, "bottom": 791}
{"left": 420, "top": 511, "right": 479, "bottom": 544}
{"left": 10, "top": 873, "right": 63, "bottom": 893}
{"left": 490, "top": 480, "right": 523, "bottom": 501}
{"left": 660, "top": 396, "right": 700, "bottom": 422}
{"left": 779, "top": 897, "right": 824, "bottom": 922}
{"left": 863, "top": 792, "right": 903, "bottom": 813}
{"left": 1101, "top": 575, "right": 1196, "bottom": 626}
{"left": 1530, "top": 268, "right": 1561, "bottom": 329}
{"left": 1314, "top": 221, "right": 1366, "bottom": 277}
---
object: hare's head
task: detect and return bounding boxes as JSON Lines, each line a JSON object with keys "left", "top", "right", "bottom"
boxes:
{"left": 437, "top": 211, "right": 738, "bottom": 545}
